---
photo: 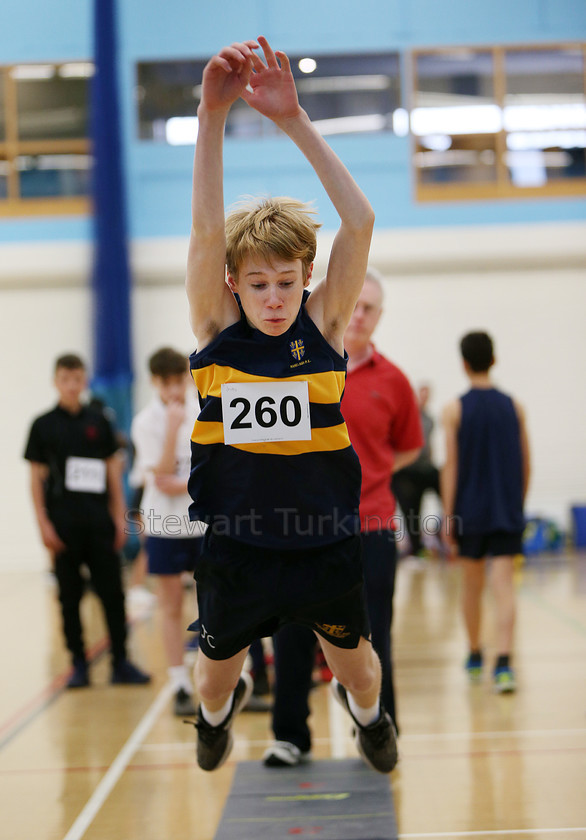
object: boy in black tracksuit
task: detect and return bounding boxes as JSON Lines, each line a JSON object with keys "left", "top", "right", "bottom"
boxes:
{"left": 24, "top": 353, "right": 151, "bottom": 688}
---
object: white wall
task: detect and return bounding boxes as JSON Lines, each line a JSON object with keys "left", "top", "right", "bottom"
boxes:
{"left": 1, "top": 222, "right": 585, "bottom": 570}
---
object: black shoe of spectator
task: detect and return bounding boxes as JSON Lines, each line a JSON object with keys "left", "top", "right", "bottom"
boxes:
{"left": 68, "top": 659, "right": 89, "bottom": 689}
{"left": 111, "top": 659, "right": 151, "bottom": 685}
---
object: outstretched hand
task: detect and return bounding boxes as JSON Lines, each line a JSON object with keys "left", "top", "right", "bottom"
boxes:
{"left": 241, "top": 36, "right": 301, "bottom": 124}
{"left": 200, "top": 40, "right": 259, "bottom": 112}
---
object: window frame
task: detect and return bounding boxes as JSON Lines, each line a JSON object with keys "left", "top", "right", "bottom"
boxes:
{"left": 135, "top": 50, "right": 403, "bottom": 143}
{"left": 411, "top": 41, "right": 586, "bottom": 202}
{"left": 0, "top": 62, "right": 91, "bottom": 217}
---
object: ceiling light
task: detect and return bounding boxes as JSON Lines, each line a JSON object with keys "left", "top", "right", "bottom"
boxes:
{"left": 11, "top": 64, "right": 55, "bottom": 80}
{"left": 298, "top": 58, "right": 317, "bottom": 74}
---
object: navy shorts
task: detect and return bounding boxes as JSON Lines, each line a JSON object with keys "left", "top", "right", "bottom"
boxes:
{"left": 146, "top": 535, "right": 203, "bottom": 576}
{"left": 457, "top": 530, "right": 524, "bottom": 561}
{"left": 190, "top": 531, "right": 370, "bottom": 660}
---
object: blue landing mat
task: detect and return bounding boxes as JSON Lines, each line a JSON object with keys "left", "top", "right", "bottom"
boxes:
{"left": 213, "top": 759, "right": 398, "bottom": 839}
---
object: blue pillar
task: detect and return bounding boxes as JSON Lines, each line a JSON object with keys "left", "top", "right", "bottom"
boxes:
{"left": 90, "top": 0, "right": 133, "bottom": 435}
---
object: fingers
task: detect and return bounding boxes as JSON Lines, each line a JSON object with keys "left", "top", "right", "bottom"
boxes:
{"left": 208, "top": 55, "right": 233, "bottom": 75}
{"left": 275, "top": 50, "right": 291, "bottom": 73}
{"left": 214, "top": 36, "right": 289, "bottom": 77}
{"left": 215, "top": 42, "right": 258, "bottom": 73}
{"left": 250, "top": 50, "right": 266, "bottom": 73}
{"left": 257, "top": 35, "right": 279, "bottom": 68}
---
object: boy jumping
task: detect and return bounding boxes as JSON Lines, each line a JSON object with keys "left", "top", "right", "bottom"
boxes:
{"left": 186, "top": 36, "right": 396, "bottom": 773}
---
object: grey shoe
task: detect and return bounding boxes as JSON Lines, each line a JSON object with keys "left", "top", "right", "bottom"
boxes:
{"left": 263, "top": 741, "right": 310, "bottom": 767}
{"left": 174, "top": 687, "right": 196, "bottom": 716}
{"left": 194, "top": 673, "right": 253, "bottom": 771}
{"left": 243, "top": 693, "right": 272, "bottom": 713}
{"left": 330, "top": 679, "right": 398, "bottom": 773}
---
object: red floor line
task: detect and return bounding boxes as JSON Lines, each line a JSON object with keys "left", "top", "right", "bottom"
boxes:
{"left": 0, "top": 605, "right": 153, "bottom": 746}
{"left": 0, "top": 635, "right": 111, "bottom": 742}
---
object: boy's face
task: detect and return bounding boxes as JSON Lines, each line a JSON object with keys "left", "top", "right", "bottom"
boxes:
{"left": 54, "top": 366, "right": 87, "bottom": 406}
{"left": 152, "top": 373, "right": 188, "bottom": 405}
{"left": 228, "top": 255, "right": 311, "bottom": 337}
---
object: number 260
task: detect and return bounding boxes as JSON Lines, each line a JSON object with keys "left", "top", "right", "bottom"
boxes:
{"left": 230, "top": 395, "right": 302, "bottom": 429}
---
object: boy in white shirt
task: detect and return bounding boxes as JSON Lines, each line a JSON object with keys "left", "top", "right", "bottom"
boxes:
{"left": 131, "top": 347, "right": 204, "bottom": 715}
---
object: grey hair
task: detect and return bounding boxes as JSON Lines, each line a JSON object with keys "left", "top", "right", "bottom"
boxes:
{"left": 364, "top": 266, "right": 384, "bottom": 303}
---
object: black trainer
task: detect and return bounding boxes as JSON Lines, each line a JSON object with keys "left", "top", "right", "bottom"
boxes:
{"left": 111, "top": 659, "right": 151, "bottom": 685}
{"left": 330, "top": 679, "right": 398, "bottom": 773}
{"left": 67, "top": 659, "right": 89, "bottom": 689}
{"left": 195, "top": 673, "right": 253, "bottom": 771}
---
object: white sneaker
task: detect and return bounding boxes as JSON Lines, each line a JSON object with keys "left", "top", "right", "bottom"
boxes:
{"left": 127, "top": 585, "right": 156, "bottom": 605}
{"left": 126, "top": 586, "right": 156, "bottom": 615}
{"left": 263, "top": 741, "right": 310, "bottom": 767}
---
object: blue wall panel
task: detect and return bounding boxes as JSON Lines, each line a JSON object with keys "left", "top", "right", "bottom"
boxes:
{"left": 403, "top": 0, "right": 543, "bottom": 45}
{"left": 1, "top": 0, "right": 91, "bottom": 62}
{"left": 542, "top": 0, "right": 586, "bottom": 34}
{"left": 264, "top": 0, "right": 408, "bottom": 51}
{"left": 1, "top": 0, "right": 586, "bottom": 244}
{"left": 120, "top": 1, "right": 264, "bottom": 57}
{"left": 0, "top": 217, "right": 91, "bottom": 243}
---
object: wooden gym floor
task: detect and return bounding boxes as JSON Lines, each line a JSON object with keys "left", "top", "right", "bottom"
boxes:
{"left": 1, "top": 552, "right": 585, "bottom": 840}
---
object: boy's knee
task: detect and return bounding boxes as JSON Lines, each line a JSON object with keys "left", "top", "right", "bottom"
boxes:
{"left": 195, "top": 660, "right": 238, "bottom": 702}
{"left": 335, "top": 647, "right": 380, "bottom": 694}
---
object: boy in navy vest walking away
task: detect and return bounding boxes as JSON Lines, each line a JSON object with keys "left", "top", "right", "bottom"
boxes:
{"left": 441, "top": 332, "right": 531, "bottom": 693}
{"left": 185, "top": 36, "right": 397, "bottom": 773}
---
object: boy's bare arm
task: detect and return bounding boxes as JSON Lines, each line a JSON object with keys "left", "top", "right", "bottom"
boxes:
{"left": 440, "top": 400, "right": 461, "bottom": 520}
{"left": 29, "top": 463, "right": 66, "bottom": 552}
{"left": 440, "top": 400, "right": 461, "bottom": 555}
{"left": 152, "top": 402, "right": 184, "bottom": 476}
{"left": 106, "top": 455, "right": 127, "bottom": 550}
{"left": 393, "top": 448, "right": 422, "bottom": 473}
{"left": 242, "top": 38, "right": 375, "bottom": 348}
{"left": 186, "top": 41, "right": 258, "bottom": 347}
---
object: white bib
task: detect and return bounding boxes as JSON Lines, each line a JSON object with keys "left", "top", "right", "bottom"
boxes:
{"left": 221, "top": 381, "right": 311, "bottom": 445}
{"left": 65, "top": 457, "right": 107, "bottom": 494}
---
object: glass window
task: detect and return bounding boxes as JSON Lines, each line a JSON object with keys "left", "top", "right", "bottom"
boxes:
{"left": 14, "top": 66, "right": 91, "bottom": 141}
{"left": 136, "top": 52, "right": 402, "bottom": 143}
{"left": 413, "top": 44, "right": 586, "bottom": 200}
{"left": 17, "top": 153, "right": 91, "bottom": 198}
{"left": 504, "top": 47, "right": 586, "bottom": 186}
{"left": 0, "top": 61, "right": 92, "bottom": 212}
{"left": 0, "top": 69, "right": 6, "bottom": 142}
{"left": 0, "top": 156, "right": 8, "bottom": 199}
{"left": 413, "top": 51, "right": 498, "bottom": 186}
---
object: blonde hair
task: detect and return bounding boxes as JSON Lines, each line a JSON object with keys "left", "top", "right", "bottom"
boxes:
{"left": 225, "top": 196, "right": 321, "bottom": 279}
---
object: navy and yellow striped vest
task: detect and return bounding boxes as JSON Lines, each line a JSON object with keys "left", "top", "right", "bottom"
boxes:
{"left": 188, "top": 292, "right": 361, "bottom": 548}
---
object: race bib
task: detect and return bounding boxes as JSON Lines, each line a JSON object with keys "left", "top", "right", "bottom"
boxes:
{"left": 65, "top": 457, "right": 107, "bottom": 493}
{"left": 221, "top": 381, "right": 311, "bottom": 445}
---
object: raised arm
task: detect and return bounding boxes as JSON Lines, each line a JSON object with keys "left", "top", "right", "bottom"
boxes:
{"left": 242, "top": 37, "right": 375, "bottom": 350}
{"left": 186, "top": 41, "right": 258, "bottom": 347}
